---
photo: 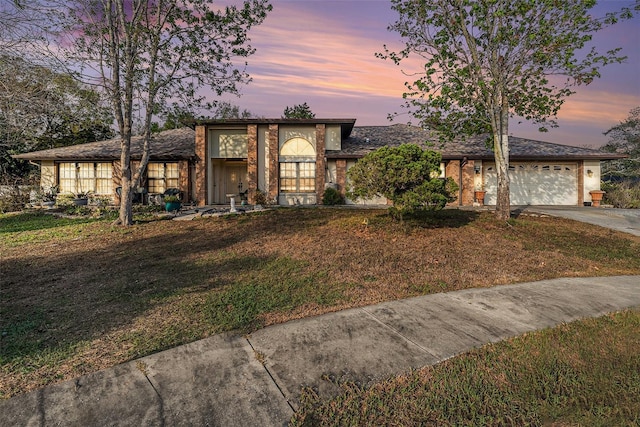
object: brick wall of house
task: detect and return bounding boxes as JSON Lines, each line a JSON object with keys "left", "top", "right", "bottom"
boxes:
{"left": 179, "top": 160, "right": 190, "bottom": 202}
{"left": 194, "top": 125, "right": 207, "bottom": 206}
{"left": 315, "top": 124, "right": 326, "bottom": 203}
{"left": 268, "top": 124, "right": 279, "bottom": 202}
{"left": 577, "top": 161, "right": 584, "bottom": 206}
{"left": 446, "top": 160, "right": 461, "bottom": 206}
{"left": 461, "top": 160, "right": 475, "bottom": 206}
{"left": 445, "top": 159, "right": 475, "bottom": 206}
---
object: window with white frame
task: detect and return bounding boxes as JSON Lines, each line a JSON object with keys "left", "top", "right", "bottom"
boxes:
{"left": 279, "top": 137, "right": 316, "bottom": 193}
{"left": 58, "top": 162, "right": 112, "bottom": 195}
{"left": 280, "top": 162, "right": 315, "bottom": 193}
{"left": 147, "top": 162, "right": 179, "bottom": 194}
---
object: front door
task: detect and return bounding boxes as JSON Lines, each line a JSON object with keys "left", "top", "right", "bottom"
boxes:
{"left": 225, "top": 165, "right": 248, "bottom": 198}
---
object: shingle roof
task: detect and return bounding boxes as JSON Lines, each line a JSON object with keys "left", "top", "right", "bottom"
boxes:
{"left": 14, "top": 123, "right": 624, "bottom": 162}
{"left": 329, "top": 124, "right": 625, "bottom": 161}
{"left": 13, "top": 128, "right": 196, "bottom": 161}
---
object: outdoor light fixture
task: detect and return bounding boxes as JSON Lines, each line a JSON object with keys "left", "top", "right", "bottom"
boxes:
{"left": 474, "top": 165, "right": 481, "bottom": 174}
{"left": 587, "top": 169, "right": 594, "bottom": 178}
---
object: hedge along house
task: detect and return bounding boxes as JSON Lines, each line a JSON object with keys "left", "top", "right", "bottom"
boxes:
{"left": 13, "top": 128, "right": 196, "bottom": 203}
{"left": 15, "top": 118, "right": 625, "bottom": 207}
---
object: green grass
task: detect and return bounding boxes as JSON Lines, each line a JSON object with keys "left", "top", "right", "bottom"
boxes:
{"left": 291, "top": 309, "right": 640, "bottom": 426}
{"left": 202, "top": 257, "right": 345, "bottom": 331}
{"left": 0, "top": 212, "right": 97, "bottom": 234}
{"left": 120, "top": 256, "right": 349, "bottom": 359}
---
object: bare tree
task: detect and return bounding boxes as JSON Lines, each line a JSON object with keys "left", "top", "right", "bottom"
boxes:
{"left": 39, "top": 0, "right": 271, "bottom": 225}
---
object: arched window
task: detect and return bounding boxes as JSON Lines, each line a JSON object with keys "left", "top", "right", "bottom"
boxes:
{"left": 280, "top": 137, "right": 315, "bottom": 157}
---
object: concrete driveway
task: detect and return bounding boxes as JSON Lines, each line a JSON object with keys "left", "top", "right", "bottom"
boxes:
{"left": 520, "top": 206, "right": 640, "bottom": 237}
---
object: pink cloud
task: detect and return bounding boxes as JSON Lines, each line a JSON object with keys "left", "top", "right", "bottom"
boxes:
{"left": 216, "top": 0, "right": 640, "bottom": 147}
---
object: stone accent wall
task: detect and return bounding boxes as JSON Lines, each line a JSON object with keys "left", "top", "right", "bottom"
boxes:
{"left": 194, "top": 125, "right": 207, "bottom": 206}
{"left": 315, "top": 124, "right": 326, "bottom": 203}
{"left": 268, "top": 124, "right": 279, "bottom": 202}
{"left": 336, "top": 159, "right": 347, "bottom": 196}
{"left": 247, "top": 124, "right": 258, "bottom": 204}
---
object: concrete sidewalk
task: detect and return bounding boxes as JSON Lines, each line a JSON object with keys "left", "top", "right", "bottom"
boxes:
{"left": 2, "top": 276, "right": 639, "bottom": 427}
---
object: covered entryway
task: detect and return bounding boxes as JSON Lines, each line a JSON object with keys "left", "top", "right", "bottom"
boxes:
{"left": 209, "top": 160, "right": 248, "bottom": 204}
{"left": 484, "top": 162, "right": 578, "bottom": 205}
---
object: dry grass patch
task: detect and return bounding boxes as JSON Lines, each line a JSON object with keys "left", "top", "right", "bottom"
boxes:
{"left": 1, "top": 208, "right": 639, "bottom": 398}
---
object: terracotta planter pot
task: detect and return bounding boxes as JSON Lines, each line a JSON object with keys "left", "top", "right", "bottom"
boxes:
{"left": 474, "top": 190, "right": 486, "bottom": 205}
{"left": 589, "top": 190, "right": 605, "bottom": 207}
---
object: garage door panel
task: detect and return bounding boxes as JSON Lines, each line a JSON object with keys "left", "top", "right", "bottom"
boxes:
{"left": 483, "top": 162, "right": 577, "bottom": 206}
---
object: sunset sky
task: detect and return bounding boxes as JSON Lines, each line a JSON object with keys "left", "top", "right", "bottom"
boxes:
{"left": 221, "top": 0, "right": 640, "bottom": 148}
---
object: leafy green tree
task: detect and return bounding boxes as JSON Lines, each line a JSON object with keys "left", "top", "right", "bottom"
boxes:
{"left": 347, "top": 144, "right": 457, "bottom": 219}
{"left": 602, "top": 107, "right": 640, "bottom": 179}
{"left": 212, "top": 101, "right": 255, "bottom": 120}
{"left": 282, "top": 102, "right": 315, "bottom": 119}
{"left": 0, "top": 55, "right": 113, "bottom": 184}
{"left": 380, "top": 0, "right": 632, "bottom": 220}
{"left": 43, "top": 0, "right": 271, "bottom": 225}
{"left": 150, "top": 105, "right": 197, "bottom": 133}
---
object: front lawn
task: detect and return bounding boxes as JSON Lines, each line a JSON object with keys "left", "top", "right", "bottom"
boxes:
{"left": 292, "top": 308, "right": 640, "bottom": 426}
{"left": 1, "top": 208, "right": 639, "bottom": 398}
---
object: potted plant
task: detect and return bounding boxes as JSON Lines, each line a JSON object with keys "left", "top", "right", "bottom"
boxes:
{"left": 38, "top": 185, "right": 59, "bottom": 208}
{"left": 474, "top": 185, "right": 486, "bottom": 205}
{"left": 589, "top": 190, "right": 605, "bottom": 207}
{"left": 164, "top": 194, "right": 181, "bottom": 212}
{"left": 73, "top": 190, "right": 91, "bottom": 206}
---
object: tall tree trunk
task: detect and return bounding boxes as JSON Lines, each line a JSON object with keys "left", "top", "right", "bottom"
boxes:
{"left": 118, "top": 134, "right": 134, "bottom": 226}
{"left": 492, "top": 94, "right": 511, "bottom": 221}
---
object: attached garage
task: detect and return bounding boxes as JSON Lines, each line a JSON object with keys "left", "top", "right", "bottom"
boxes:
{"left": 483, "top": 162, "right": 578, "bottom": 206}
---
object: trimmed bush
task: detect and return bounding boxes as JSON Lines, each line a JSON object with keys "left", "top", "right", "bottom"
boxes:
{"left": 322, "top": 187, "right": 344, "bottom": 205}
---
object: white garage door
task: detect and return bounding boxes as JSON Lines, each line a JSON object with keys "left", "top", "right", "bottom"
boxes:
{"left": 484, "top": 162, "right": 578, "bottom": 205}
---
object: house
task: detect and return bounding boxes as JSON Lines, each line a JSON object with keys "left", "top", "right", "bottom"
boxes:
{"left": 14, "top": 118, "right": 625, "bottom": 207}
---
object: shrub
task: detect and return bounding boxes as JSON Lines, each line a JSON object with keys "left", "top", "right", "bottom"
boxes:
{"left": 322, "top": 187, "right": 344, "bottom": 205}
{"left": 254, "top": 189, "right": 269, "bottom": 205}
{"left": 602, "top": 181, "right": 640, "bottom": 208}
{"left": 347, "top": 144, "right": 458, "bottom": 219}
{"left": 0, "top": 186, "right": 33, "bottom": 213}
